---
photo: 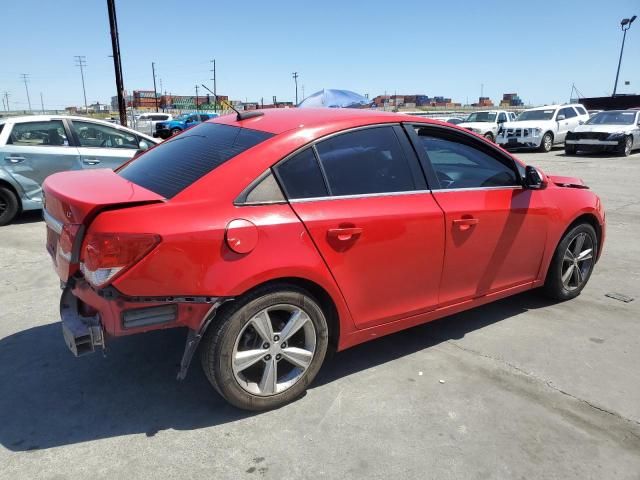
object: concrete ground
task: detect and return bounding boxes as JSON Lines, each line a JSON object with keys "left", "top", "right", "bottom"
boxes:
{"left": 1, "top": 148, "right": 639, "bottom": 480}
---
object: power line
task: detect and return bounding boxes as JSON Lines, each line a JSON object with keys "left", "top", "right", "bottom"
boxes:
{"left": 74, "top": 56, "right": 88, "bottom": 113}
{"left": 20, "top": 73, "right": 32, "bottom": 111}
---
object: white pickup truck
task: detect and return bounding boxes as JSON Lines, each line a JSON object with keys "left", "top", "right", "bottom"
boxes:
{"left": 496, "top": 104, "right": 589, "bottom": 152}
{"left": 457, "top": 110, "right": 516, "bottom": 142}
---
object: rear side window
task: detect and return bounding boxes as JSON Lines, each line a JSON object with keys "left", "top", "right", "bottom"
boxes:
{"left": 559, "top": 107, "right": 577, "bottom": 119}
{"left": 119, "top": 122, "right": 273, "bottom": 198}
{"left": 315, "top": 127, "right": 417, "bottom": 196}
{"left": 276, "top": 148, "right": 328, "bottom": 199}
{"left": 575, "top": 106, "right": 587, "bottom": 116}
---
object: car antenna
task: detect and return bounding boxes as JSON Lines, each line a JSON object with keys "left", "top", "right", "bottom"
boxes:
{"left": 200, "top": 84, "right": 263, "bottom": 121}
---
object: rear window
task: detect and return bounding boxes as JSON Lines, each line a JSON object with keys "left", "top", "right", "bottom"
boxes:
{"left": 118, "top": 122, "right": 273, "bottom": 198}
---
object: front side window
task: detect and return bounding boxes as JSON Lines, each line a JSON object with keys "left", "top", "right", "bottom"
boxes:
{"left": 314, "top": 127, "right": 417, "bottom": 196}
{"left": 497, "top": 112, "right": 507, "bottom": 123}
{"left": 465, "top": 112, "right": 497, "bottom": 123}
{"left": 73, "top": 121, "right": 139, "bottom": 149}
{"left": 7, "top": 120, "right": 69, "bottom": 147}
{"left": 119, "top": 122, "right": 273, "bottom": 198}
{"left": 414, "top": 128, "right": 519, "bottom": 189}
{"left": 559, "top": 107, "right": 577, "bottom": 119}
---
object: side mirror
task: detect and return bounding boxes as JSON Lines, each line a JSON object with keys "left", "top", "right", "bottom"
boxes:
{"left": 138, "top": 140, "right": 150, "bottom": 151}
{"left": 578, "top": 120, "right": 585, "bottom": 125}
{"left": 525, "top": 165, "right": 546, "bottom": 189}
{"left": 557, "top": 114, "right": 566, "bottom": 121}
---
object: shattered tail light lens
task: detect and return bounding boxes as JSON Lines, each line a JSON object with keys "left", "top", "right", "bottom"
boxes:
{"left": 80, "top": 232, "right": 161, "bottom": 287}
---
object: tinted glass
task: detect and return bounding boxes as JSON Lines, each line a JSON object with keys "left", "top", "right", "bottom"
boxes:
{"left": 576, "top": 106, "right": 587, "bottom": 116}
{"left": 119, "top": 122, "right": 273, "bottom": 198}
{"left": 559, "top": 107, "right": 577, "bottom": 119}
{"left": 243, "top": 172, "right": 285, "bottom": 203}
{"left": 415, "top": 129, "right": 519, "bottom": 189}
{"left": 315, "top": 127, "right": 416, "bottom": 196}
{"left": 276, "top": 148, "right": 328, "bottom": 199}
{"left": 73, "top": 121, "right": 139, "bottom": 149}
{"left": 586, "top": 111, "right": 636, "bottom": 125}
{"left": 7, "top": 120, "right": 69, "bottom": 146}
{"left": 497, "top": 112, "right": 507, "bottom": 122}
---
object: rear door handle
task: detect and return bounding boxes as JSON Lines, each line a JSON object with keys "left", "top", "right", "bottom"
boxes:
{"left": 5, "top": 156, "right": 26, "bottom": 163}
{"left": 327, "top": 227, "right": 363, "bottom": 241}
{"left": 453, "top": 218, "right": 479, "bottom": 231}
{"left": 83, "top": 158, "right": 101, "bottom": 165}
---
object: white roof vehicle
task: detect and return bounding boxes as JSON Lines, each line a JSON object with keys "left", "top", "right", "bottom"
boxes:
{"left": 565, "top": 109, "right": 640, "bottom": 157}
{"left": 457, "top": 110, "right": 515, "bottom": 142}
{"left": 133, "top": 112, "right": 173, "bottom": 135}
{"left": 496, "top": 104, "right": 589, "bottom": 152}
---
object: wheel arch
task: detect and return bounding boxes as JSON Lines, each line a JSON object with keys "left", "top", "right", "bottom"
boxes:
{"left": 562, "top": 212, "right": 602, "bottom": 260}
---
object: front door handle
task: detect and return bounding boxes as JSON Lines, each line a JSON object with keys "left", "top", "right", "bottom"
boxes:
{"left": 453, "top": 218, "right": 479, "bottom": 231}
{"left": 83, "top": 158, "right": 101, "bottom": 165}
{"left": 5, "top": 156, "right": 26, "bottom": 164}
{"left": 327, "top": 227, "right": 363, "bottom": 241}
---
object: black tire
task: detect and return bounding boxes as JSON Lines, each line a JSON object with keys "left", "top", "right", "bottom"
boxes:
{"left": 565, "top": 144, "right": 576, "bottom": 155}
{"left": 483, "top": 132, "right": 494, "bottom": 142}
{"left": 543, "top": 223, "right": 598, "bottom": 301}
{"left": 0, "top": 186, "right": 20, "bottom": 226}
{"left": 539, "top": 132, "right": 554, "bottom": 152}
{"left": 200, "top": 284, "right": 329, "bottom": 411}
{"left": 619, "top": 136, "right": 633, "bottom": 157}
{"left": 170, "top": 128, "right": 181, "bottom": 136}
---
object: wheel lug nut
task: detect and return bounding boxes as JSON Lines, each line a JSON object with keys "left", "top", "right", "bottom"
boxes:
{"left": 264, "top": 354, "right": 271, "bottom": 361}
{"left": 263, "top": 343, "right": 269, "bottom": 349}
{"left": 276, "top": 354, "right": 282, "bottom": 360}
{"left": 273, "top": 335, "right": 280, "bottom": 341}
{"left": 281, "top": 342, "right": 287, "bottom": 349}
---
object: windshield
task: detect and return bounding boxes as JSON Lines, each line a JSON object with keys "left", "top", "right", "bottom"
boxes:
{"left": 516, "top": 109, "right": 556, "bottom": 121}
{"left": 465, "top": 112, "right": 496, "bottom": 123}
{"left": 586, "top": 111, "right": 637, "bottom": 125}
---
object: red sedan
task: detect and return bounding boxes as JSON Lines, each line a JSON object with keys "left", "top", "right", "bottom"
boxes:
{"left": 43, "top": 109, "right": 605, "bottom": 410}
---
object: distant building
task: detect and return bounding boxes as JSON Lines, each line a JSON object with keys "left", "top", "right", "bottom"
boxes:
{"left": 499, "top": 93, "right": 524, "bottom": 107}
{"left": 65, "top": 106, "right": 78, "bottom": 114}
{"left": 473, "top": 96, "right": 494, "bottom": 107}
{"left": 372, "top": 94, "right": 458, "bottom": 108}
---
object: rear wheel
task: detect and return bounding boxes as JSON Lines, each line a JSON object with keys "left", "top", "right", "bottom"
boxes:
{"left": 483, "top": 132, "right": 494, "bottom": 142}
{"left": 539, "top": 132, "right": 553, "bottom": 152}
{"left": 200, "top": 284, "right": 329, "bottom": 411}
{"left": 543, "top": 223, "right": 597, "bottom": 300}
{"left": 170, "top": 128, "right": 181, "bottom": 136}
{"left": 565, "top": 144, "right": 576, "bottom": 155}
{"left": 0, "top": 186, "right": 20, "bottom": 226}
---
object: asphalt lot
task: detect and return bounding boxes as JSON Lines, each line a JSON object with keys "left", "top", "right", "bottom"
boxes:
{"left": 1, "top": 148, "right": 639, "bottom": 479}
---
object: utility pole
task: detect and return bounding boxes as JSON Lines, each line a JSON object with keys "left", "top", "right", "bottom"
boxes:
{"left": 2, "top": 92, "right": 9, "bottom": 112}
{"left": 74, "top": 56, "right": 88, "bottom": 114}
{"left": 20, "top": 74, "right": 32, "bottom": 111}
{"left": 151, "top": 62, "right": 159, "bottom": 112}
{"left": 210, "top": 59, "right": 217, "bottom": 112}
{"left": 107, "top": 0, "right": 127, "bottom": 126}
{"left": 195, "top": 85, "right": 199, "bottom": 111}
{"left": 613, "top": 15, "right": 637, "bottom": 96}
{"left": 40, "top": 92, "right": 45, "bottom": 113}
{"left": 292, "top": 72, "right": 299, "bottom": 105}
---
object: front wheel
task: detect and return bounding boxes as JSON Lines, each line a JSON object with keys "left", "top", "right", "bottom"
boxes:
{"left": 543, "top": 223, "right": 597, "bottom": 301}
{"left": 200, "top": 285, "right": 329, "bottom": 411}
{"left": 619, "top": 136, "right": 633, "bottom": 157}
{"left": 0, "top": 186, "right": 20, "bottom": 226}
{"left": 539, "top": 132, "right": 554, "bottom": 152}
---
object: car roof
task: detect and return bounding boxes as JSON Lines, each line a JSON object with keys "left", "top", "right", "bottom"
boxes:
{"left": 211, "top": 108, "right": 428, "bottom": 135}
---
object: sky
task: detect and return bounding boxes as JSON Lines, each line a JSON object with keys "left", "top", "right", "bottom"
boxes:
{"left": 0, "top": 0, "right": 638, "bottom": 110}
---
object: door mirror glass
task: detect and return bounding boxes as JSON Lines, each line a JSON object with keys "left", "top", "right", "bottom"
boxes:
{"left": 525, "top": 165, "right": 546, "bottom": 189}
{"left": 556, "top": 114, "right": 566, "bottom": 121}
{"left": 138, "top": 140, "right": 150, "bottom": 151}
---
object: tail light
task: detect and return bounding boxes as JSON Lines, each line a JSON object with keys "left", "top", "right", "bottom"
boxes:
{"left": 80, "top": 232, "right": 161, "bottom": 287}
{"left": 56, "top": 223, "right": 81, "bottom": 263}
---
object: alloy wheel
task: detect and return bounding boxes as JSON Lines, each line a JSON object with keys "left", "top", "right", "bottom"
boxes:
{"left": 543, "top": 134, "right": 552, "bottom": 152}
{"left": 625, "top": 137, "right": 632, "bottom": 156}
{"left": 561, "top": 232, "right": 594, "bottom": 291}
{"left": 232, "top": 304, "right": 317, "bottom": 396}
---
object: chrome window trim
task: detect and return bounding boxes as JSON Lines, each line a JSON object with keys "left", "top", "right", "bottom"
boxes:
{"left": 434, "top": 185, "right": 523, "bottom": 193}
{"left": 43, "top": 209, "right": 63, "bottom": 234}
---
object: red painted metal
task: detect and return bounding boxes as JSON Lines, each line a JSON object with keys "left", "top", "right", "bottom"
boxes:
{"left": 42, "top": 108, "right": 606, "bottom": 353}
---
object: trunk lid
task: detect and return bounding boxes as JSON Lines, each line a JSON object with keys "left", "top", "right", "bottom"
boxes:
{"left": 43, "top": 168, "right": 164, "bottom": 282}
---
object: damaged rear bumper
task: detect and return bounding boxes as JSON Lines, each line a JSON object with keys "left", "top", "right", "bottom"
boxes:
{"left": 60, "top": 286, "right": 104, "bottom": 356}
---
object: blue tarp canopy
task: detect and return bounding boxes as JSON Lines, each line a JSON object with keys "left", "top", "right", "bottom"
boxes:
{"left": 297, "top": 89, "right": 371, "bottom": 108}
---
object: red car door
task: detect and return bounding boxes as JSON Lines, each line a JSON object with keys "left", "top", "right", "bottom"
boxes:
{"left": 406, "top": 125, "right": 548, "bottom": 306}
{"left": 275, "top": 126, "right": 445, "bottom": 329}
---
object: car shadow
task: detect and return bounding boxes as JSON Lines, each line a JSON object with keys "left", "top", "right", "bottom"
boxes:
{"left": 12, "top": 210, "right": 43, "bottom": 225}
{"left": 0, "top": 291, "right": 554, "bottom": 451}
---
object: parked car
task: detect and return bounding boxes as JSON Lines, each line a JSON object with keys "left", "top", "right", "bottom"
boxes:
{"left": 43, "top": 108, "right": 605, "bottom": 411}
{"left": 496, "top": 104, "right": 590, "bottom": 152}
{"left": 458, "top": 110, "right": 513, "bottom": 142}
{"left": 0, "top": 115, "right": 158, "bottom": 225}
{"left": 565, "top": 109, "right": 640, "bottom": 156}
{"left": 134, "top": 113, "right": 173, "bottom": 136}
{"left": 153, "top": 112, "right": 219, "bottom": 139}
